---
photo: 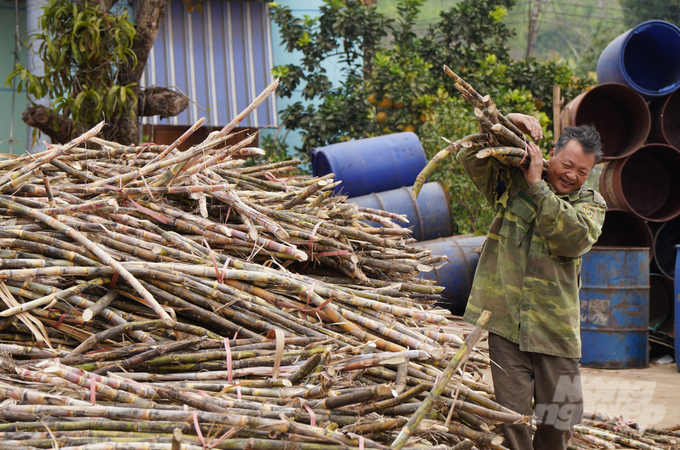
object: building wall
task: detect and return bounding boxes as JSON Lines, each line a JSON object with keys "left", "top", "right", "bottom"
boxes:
{"left": 0, "top": 4, "right": 28, "bottom": 156}
{"left": 141, "top": 0, "right": 278, "bottom": 129}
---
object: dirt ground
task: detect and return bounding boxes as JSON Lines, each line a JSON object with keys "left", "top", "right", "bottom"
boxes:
{"left": 579, "top": 361, "right": 680, "bottom": 428}
{"left": 476, "top": 349, "right": 680, "bottom": 428}
{"left": 446, "top": 319, "right": 680, "bottom": 428}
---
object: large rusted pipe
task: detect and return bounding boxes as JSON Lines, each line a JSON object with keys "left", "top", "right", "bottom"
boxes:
{"left": 600, "top": 144, "right": 680, "bottom": 222}
{"left": 653, "top": 215, "right": 680, "bottom": 279}
{"left": 562, "top": 83, "right": 650, "bottom": 160}
{"left": 649, "top": 89, "right": 680, "bottom": 150}
{"left": 649, "top": 273, "right": 673, "bottom": 333}
{"left": 593, "top": 209, "right": 653, "bottom": 254}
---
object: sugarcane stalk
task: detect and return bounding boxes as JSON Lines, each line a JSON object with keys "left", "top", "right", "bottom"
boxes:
{"left": 0, "top": 277, "right": 107, "bottom": 317}
{"left": 83, "top": 291, "right": 118, "bottom": 322}
{"left": 149, "top": 117, "right": 207, "bottom": 164}
{"left": 490, "top": 123, "right": 527, "bottom": 148}
{"left": 220, "top": 79, "right": 279, "bottom": 137}
{"left": 572, "top": 425, "right": 663, "bottom": 450}
{"left": 390, "top": 310, "right": 491, "bottom": 450}
{"left": 92, "top": 337, "right": 207, "bottom": 375}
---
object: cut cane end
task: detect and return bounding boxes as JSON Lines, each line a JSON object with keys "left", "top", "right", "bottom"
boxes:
{"left": 82, "top": 309, "right": 94, "bottom": 322}
{"left": 275, "top": 229, "right": 291, "bottom": 241}
{"left": 295, "top": 251, "right": 309, "bottom": 262}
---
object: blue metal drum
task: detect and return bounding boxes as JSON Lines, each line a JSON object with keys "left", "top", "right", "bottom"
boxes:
{"left": 348, "top": 182, "right": 453, "bottom": 242}
{"left": 415, "top": 235, "right": 486, "bottom": 314}
{"left": 580, "top": 247, "right": 650, "bottom": 368}
{"left": 311, "top": 132, "right": 427, "bottom": 198}
{"left": 597, "top": 20, "right": 680, "bottom": 99}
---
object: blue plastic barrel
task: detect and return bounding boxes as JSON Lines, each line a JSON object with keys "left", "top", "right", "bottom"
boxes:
{"left": 311, "top": 132, "right": 427, "bottom": 198}
{"left": 674, "top": 245, "right": 680, "bottom": 371}
{"left": 349, "top": 182, "right": 453, "bottom": 242}
{"left": 597, "top": 20, "right": 680, "bottom": 98}
{"left": 580, "top": 247, "right": 649, "bottom": 368}
{"left": 415, "top": 235, "right": 486, "bottom": 314}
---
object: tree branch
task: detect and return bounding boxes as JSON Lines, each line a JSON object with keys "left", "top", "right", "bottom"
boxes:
{"left": 22, "top": 106, "right": 76, "bottom": 145}
{"left": 139, "top": 87, "right": 189, "bottom": 119}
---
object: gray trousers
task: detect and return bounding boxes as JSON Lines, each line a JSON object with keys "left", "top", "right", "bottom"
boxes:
{"left": 488, "top": 333, "right": 583, "bottom": 450}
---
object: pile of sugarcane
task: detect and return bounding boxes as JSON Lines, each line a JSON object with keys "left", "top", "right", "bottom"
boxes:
{"left": 0, "top": 79, "right": 676, "bottom": 450}
{"left": 0, "top": 79, "right": 517, "bottom": 450}
{"left": 411, "top": 66, "right": 548, "bottom": 200}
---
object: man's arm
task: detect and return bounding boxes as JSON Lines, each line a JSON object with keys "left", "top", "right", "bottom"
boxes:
{"left": 456, "top": 144, "right": 500, "bottom": 204}
{"left": 528, "top": 181, "right": 606, "bottom": 258}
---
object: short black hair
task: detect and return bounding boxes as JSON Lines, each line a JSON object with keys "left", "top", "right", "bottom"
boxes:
{"left": 555, "top": 124, "right": 604, "bottom": 164}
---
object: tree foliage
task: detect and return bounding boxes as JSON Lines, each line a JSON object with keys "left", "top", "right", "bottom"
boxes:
{"left": 6, "top": 0, "right": 138, "bottom": 138}
{"left": 269, "top": 0, "right": 595, "bottom": 234}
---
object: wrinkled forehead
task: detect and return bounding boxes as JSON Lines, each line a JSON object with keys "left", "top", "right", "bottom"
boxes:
{"left": 554, "top": 140, "right": 596, "bottom": 167}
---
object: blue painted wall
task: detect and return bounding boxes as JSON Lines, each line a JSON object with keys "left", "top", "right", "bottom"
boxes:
{"left": 0, "top": 5, "right": 28, "bottom": 156}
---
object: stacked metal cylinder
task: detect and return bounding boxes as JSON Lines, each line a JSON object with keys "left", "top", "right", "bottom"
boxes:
{"left": 566, "top": 20, "right": 680, "bottom": 367}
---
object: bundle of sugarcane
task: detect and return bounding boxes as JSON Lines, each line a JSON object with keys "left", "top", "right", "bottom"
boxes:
{"left": 0, "top": 322, "right": 675, "bottom": 450}
{"left": 0, "top": 77, "right": 458, "bottom": 354}
{"left": 568, "top": 411, "right": 680, "bottom": 450}
{"left": 0, "top": 314, "right": 519, "bottom": 450}
{"left": 411, "top": 66, "right": 548, "bottom": 200}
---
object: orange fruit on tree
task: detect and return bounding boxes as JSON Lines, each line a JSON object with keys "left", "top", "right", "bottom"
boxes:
{"left": 404, "top": 124, "right": 415, "bottom": 132}
{"left": 379, "top": 97, "right": 394, "bottom": 109}
{"left": 376, "top": 112, "right": 388, "bottom": 123}
{"left": 394, "top": 101, "right": 405, "bottom": 109}
{"left": 368, "top": 93, "right": 378, "bottom": 106}
{"left": 420, "top": 113, "right": 427, "bottom": 123}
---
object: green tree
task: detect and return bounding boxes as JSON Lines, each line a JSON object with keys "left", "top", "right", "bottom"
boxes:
{"left": 6, "top": 0, "right": 188, "bottom": 145}
{"left": 269, "top": 0, "right": 594, "bottom": 234}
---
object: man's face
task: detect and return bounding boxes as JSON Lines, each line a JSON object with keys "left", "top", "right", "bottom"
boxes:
{"left": 545, "top": 139, "right": 596, "bottom": 195}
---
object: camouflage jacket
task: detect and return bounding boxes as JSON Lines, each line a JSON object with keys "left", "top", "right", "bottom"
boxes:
{"left": 458, "top": 145, "right": 607, "bottom": 358}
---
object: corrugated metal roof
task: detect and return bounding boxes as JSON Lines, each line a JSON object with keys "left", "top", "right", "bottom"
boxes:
{"left": 142, "top": 0, "right": 278, "bottom": 128}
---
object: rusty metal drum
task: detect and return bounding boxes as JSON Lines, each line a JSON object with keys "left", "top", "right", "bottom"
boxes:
{"left": 580, "top": 247, "right": 650, "bottom": 368}
{"left": 599, "top": 144, "right": 680, "bottom": 222}
{"left": 674, "top": 245, "right": 680, "bottom": 371}
{"left": 561, "top": 83, "right": 650, "bottom": 160}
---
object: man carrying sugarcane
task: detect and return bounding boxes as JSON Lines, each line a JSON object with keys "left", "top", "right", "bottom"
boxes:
{"left": 458, "top": 115, "right": 606, "bottom": 450}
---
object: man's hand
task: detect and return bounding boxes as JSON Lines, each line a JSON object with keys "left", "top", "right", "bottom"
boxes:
{"left": 507, "top": 113, "right": 543, "bottom": 141}
{"left": 521, "top": 141, "right": 544, "bottom": 187}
